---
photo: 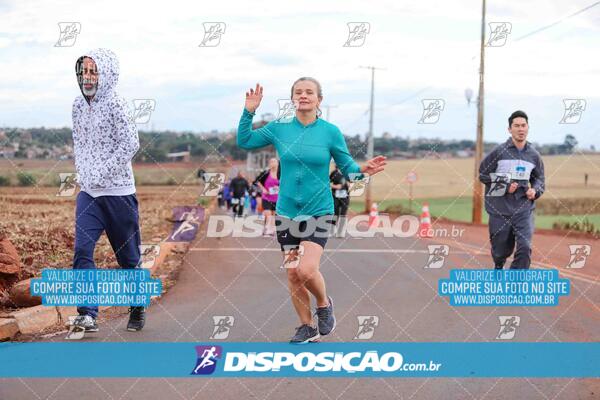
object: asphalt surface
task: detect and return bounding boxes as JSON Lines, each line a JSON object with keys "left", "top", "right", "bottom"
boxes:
{"left": 2, "top": 212, "right": 598, "bottom": 399}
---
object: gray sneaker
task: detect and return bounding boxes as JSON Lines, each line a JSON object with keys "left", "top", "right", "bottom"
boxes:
{"left": 290, "top": 324, "right": 320, "bottom": 344}
{"left": 73, "top": 315, "right": 98, "bottom": 332}
{"left": 316, "top": 296, "right": 336, "bottom": 336}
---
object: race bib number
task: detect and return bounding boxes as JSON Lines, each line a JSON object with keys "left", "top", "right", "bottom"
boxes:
{"left": 231, "top": 198, "right": 239, "bottom": 204}
{"left": 511, "top": 165, "right": 531, "bottom": 180}
{"left": 497, "top": 159, "right": 534, "bottom": 181}
{"left": 335, "top": 189, "right": 348, "bottom": 198}
{"left": 269, "top": 186, "right": 279, "bottom": 195}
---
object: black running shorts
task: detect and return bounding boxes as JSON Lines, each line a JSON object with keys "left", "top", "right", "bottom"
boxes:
{"left": 275, "top": 215, "right": 334, "bottom": 251}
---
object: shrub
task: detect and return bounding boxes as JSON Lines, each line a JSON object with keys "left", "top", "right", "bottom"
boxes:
{"left": 552, "top": 218, "right": 599, "bottom": 237}
{"left": 16, "top": 172, "right": 36, "bottom": 187}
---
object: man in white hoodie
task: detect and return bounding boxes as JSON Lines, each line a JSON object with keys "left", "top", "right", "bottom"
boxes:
{"left": 71, "top": 48, "right": 146, "bottom": 332}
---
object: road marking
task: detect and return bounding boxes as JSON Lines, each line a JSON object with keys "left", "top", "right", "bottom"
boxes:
{"left": 189, "top": 247, "right": 472, "bottom": 254}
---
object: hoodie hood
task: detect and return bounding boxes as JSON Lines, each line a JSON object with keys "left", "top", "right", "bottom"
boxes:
{"left": 76, "top": 48, "right": 120, "bottom": 103}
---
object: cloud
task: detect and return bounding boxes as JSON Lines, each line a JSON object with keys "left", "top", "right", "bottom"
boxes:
{"left": 0, "top": 0, "right": 598, "bottom": 146}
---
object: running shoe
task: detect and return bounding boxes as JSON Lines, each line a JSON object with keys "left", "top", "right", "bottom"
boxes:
{"left": 316, "top": 296, "right": 336, "bottom": 335}
{"left": 290, "top": 324, "right": 320, "bottom": 344}
{"left": 127, "top": 306, "right": 146, "bottom": 331}
{"left": 72, "top": 315, "right": 98, "bottom": 332}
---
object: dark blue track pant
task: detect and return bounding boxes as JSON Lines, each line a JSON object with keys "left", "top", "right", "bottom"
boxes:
{"left": 73, "top": 191, "right": 141, "bottom": 318}
{"left": 488, "top": 210, "right": 534, "bottom": 270}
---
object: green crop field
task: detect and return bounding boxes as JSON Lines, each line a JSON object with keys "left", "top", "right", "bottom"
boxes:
{"left": 349, "top": 197, "right": 600, "bottom": 230}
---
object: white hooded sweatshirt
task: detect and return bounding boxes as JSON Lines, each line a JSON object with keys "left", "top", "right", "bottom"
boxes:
{"left": 72, "top": 48, "right": 139, "bottom": 197}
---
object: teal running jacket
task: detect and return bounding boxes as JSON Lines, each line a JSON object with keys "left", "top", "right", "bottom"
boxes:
{"left": 237, "top": 108, "right": 361, "bottom": 220}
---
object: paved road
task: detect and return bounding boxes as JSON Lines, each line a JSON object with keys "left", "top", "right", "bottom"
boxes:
{"left": 2, "top": 213, "right": 598, "bottom": 399}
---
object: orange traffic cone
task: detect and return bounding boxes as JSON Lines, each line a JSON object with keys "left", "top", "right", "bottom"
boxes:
{"left": 368, "top": 202, "right": 379, "bottom": 228}
{"left": 419, "top": 203, "right": 433, "bottom": 238}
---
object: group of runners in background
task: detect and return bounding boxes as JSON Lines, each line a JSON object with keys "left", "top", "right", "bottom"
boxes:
{"left": 215, "top": 161, "right": 351, "bottom": 238}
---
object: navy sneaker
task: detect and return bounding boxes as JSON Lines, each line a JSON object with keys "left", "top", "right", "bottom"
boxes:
{"left": 316, "top": 296, "right": 336, "bottom": 336}
{"left": 290, "top": 324, "right": 320, "bottom": 344}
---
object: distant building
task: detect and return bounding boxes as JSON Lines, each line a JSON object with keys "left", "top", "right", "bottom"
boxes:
{"left": 0, "top": 146, "right": 16, "bottom": 158}
{"left": 167, "top": 144, "right": 192, "bottom": 162}
{"left": 455, "top": 150, "right": 472, "bottom": 158}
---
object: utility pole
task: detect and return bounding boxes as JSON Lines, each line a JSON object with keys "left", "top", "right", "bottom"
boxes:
{"left": 359, "top": 65, "right": 382, "bottom": 213}
{"left": 323, "top": 104, "right": 338, "bottom": 121}
{"left": 472, "top": 0, "right": 486, "bottom": 224}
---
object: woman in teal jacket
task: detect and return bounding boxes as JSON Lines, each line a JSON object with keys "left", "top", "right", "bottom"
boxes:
{"left": 238, "top": 77, "right": 386, "bottom": 343}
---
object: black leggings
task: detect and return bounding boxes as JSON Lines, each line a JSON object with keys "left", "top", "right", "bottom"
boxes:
{"left": 232, "top": 197, "right": 244, "bottom": 217}
{"left": 333, "top": 199, "right": 349, "bottom": 223}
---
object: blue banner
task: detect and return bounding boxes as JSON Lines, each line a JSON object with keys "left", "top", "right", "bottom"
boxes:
{"left": 30, "top": 269, "right": 162, "bottom": 307}
{"left": 0, "top": 342, "right": 597, "bottom": 378}
{"left": 438, "top": 269, "right": 570, "bottom": 306}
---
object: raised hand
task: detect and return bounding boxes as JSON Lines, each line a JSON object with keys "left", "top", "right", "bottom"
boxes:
{"left": 245, "top": 83, "right": 263, "bottom": 113}
{"left": 360, "top": 155, "right": 387, "bottom": 176}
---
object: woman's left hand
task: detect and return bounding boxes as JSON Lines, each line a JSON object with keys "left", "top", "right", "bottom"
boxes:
{"left": 360, "top": 155, "right": 387, "bottom": 176}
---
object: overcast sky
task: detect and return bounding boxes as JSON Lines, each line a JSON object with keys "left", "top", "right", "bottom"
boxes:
{"left": 0, "top": 0, "right": 598, "bottom": 147}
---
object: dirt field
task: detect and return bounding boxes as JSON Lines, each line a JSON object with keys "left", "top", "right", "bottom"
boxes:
{"left": 0, "top": 159, "right": 235, "bottom": 186}
{"left": 0, "top": 185, "right": 202, "bottom": 284}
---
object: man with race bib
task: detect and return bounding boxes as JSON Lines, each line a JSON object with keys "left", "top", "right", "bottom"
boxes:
{"left": 479, "top": 110, "right": 545, "bottom": 270}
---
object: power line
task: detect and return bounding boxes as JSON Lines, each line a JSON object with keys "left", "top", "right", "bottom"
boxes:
{"left": 382, "top": 87, "right": 432, "bottom": 108}
{"left": 515, "top": 1, "right": 600, "bottom": 41}
{"left": 338, "top": 109, "right": 369, "bottom": 135}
